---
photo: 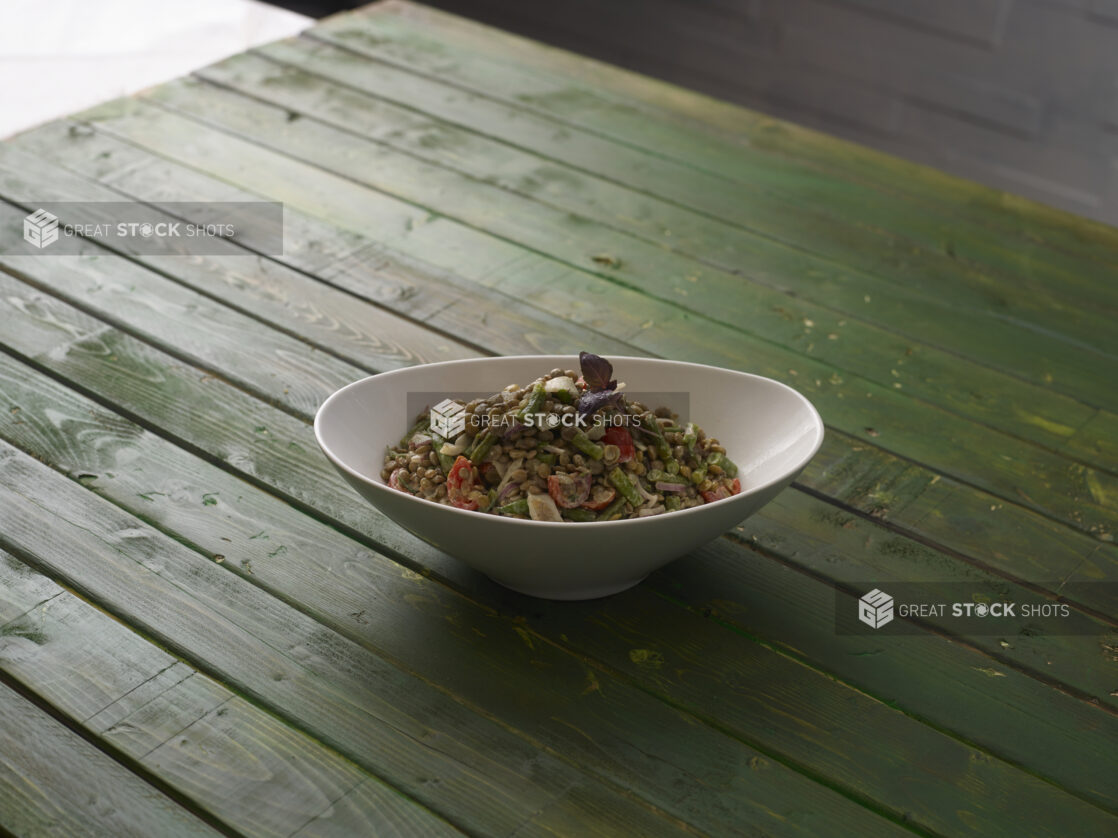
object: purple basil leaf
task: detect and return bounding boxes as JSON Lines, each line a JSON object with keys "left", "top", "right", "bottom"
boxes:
{"left": 577, "top": 389, "right": 623, "bottom": 416}
{"left": 579, "top": 351, "right": 616, "bottom": 392}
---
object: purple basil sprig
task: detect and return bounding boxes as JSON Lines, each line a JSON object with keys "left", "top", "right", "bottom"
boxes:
{"left": 579, "top": 351, "right": 616, "bottom": 392}
{"left": 577, "top": 352, "right": 620, "bottom": 416}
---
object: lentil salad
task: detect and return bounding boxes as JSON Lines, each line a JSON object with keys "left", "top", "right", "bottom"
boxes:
{"left": 381, "top": 352, "right": 741, "bottom": 522}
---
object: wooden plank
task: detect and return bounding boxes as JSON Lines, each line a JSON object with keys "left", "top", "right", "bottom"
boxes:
{"left": 58, "top": 93, "right": 1118, "bottom": 543}
{"left": 2, "top": 140, "right": 1114, "bottom": 621}
{"left": 0, "top": 243, "right": 1114, "bottom": 830}
{"left": 0, "top": 213, "right": 368, "bottom": 422}
{"left": 0, "top": 140, "right": 616, "bottom": 364}
{"left": 7, "top": 116, "right": 1117, "bottom": 598}
{"left": 0, "top": 239, "right": 1111, "bottom": 685}
{"left": 236, "top": 35, "right": 1118, "bottom": 364}
{"left": 138, "top": 75, "right": 1118, "bottom": 436}
{"left": 331, "top": 1, "right": 1118, "bottom": 302}
{"left": 5, "top": 124, "right": 1115, "bottom": 610}
{"left": 801, "top": 434, "right": 1117, "bottom": 619}
{"left": 1, "top": 383, "right": 1113, "bottom": 838}
{"left": 14, "top": 116, "right": 1118, "bottom": 597}
{"left": 0, "top": 549, "right": 63, "bottom": 626}
{"left": 0, "top": 679, "right": 220, "bottom": 838}
{"left": 0, "top": 556, "right": 462, "bottom": 838}
{"left": 2, "top": 349, "right": 1114, "bottom": 814}
{"left": 0, "top": 283, "right": 911, "bottom": 837}
{"left": 0, "top": 442, "right": 700, "bottom": 838}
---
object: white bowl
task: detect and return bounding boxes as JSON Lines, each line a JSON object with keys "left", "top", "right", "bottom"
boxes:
{"left": 315, "top": 355, "right": 824, "bottom": 600}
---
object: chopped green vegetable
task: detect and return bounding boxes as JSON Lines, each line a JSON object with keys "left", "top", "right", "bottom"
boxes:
{"left": 682, "top": 423, "right": 697, "bottom": 450}
{"left": 690, "top": 466, "right": 707, "bottom": 485}
{"left": 665, "top": 495, "right": 682, "bottom": 511}
{"left": 608, "top": 467, "right": 643, "bottom": 507}
{"left": 643, "top": 413, "right": 673, "bottom": 460}
{"left": 517, "top": 382, "right": 546, "bottom": 420}
{"left": 707, "top": 451, "right": 739, "bottom": 478}
{"left": 572, "top": 430, "right": 604, "bottom": 460}
{"left": 544, "top": 375, "right": 578, "bottom": 403}
{"left": 430, "top": 433, "right": 456, "bottom": 474}
{"left": 496, "top": 498, "right": 529, "bottom": 516}
{"left": 536, "top": 450, "right": 557, "bottom": 467}
{"left": 598, "top": 495, "right": 628, "bottom": 521}
{"left": 468, "top": 429, "right": 497, "bottom": 464}
{"left": 399, "top": 416, "right": 429, "bottom": 447}
{"left": 664, "top": 458, "right": 680, "bottom": 475}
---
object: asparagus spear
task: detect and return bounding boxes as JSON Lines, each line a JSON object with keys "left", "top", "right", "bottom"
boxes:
{"left": 642, "top": 412, "right": 674, "bottom": 460}
{"left": 517, "top": 382, "right": 546, "bottom": 421}
{"left": 597, "top": 495, "right": 628, "bottom": 521}
{"left": 571, "top": 430, "right": 604, "bottom": 460}
{"left": 608, "top": 467, "right": 643, "bottom": 507}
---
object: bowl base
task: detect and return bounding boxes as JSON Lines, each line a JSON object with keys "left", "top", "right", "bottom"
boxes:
{"left": 489, "top": 575, "right": 648, "bottom": 601}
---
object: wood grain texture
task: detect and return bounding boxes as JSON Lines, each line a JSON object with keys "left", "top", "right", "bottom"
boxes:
{"left": 130, "top": 86, "right": 1118, "bottom": 521}
{"left": 338, "top": 1, "right": 1118, "bottom": 302}
{"left": 2, "top": 123, "right": 638, "bottom": 362}
{"left": 234, "top": 36, "right": 1118, "bottom": 370}
{"left": 9, "top": 116, "right": 1114, "bottom": 610}
{"left": 0, "top": 441, "right": 698, "bottom": 838}
{"left": 0, "top": 265, "right": 1112, "bottom": 834}
{"left": 138, "top": 74, "right": 1118, "bottom": 432}
{"left": 46, "top": 93, "right": 1118, "bottom": 545}
{"left": 0, "top": 561, "right": 462, "bottom": 838}
{"left": 0, "top": 287, "right": 913, "bottom": 837}
{"left": 4, "top": 125, "right": 1113, "bottom": 613}
{"left": 3, "top": 6, "right": 1115, "bottom": 832}
{"left": 0, "top": 679, "right": 220, "bottom": 838}
{"left": 1, "top": 144, "right": 1112, "bottom": 619}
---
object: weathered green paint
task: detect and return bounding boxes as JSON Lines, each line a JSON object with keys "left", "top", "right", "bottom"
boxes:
{"left": 0, "top": 555, "right": 462, "bottom": 838}
{"left": 8, "top": 120, "right": 1113, "bottom": 608}
{"left": 331, "top": 1, "right": 1118, "bottom": 306}
{"left": 0, "top": 358, "right": 914, "bottom": 838}
{"left": 0, "top": 259, "right": 1114, "bottom": 833}
{"left": 235, "top": 37, "right": 1118, "bottom": 362}
{"left": 0, "top": 672, "right": 221, "bottom": 838}
{"left": 2, "top": 383, "right": 1114, "bottom": 837}
{"left": 1, "top": 351, "right": 1114, "bottom": 815}
{"left": 138, "top": 76, "right": 1118, "bottom": 426}
{"left": 3, "top": 4, "right": 1116, "bottom": 833}
{"left": 0, "top": 442, "right": 699, "bottom": 838}
{"left": 41, "top": 95, "right": 1118, "bottom": 541}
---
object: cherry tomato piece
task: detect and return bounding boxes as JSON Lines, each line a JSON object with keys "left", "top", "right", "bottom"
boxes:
{"left": 548, "top": 472, "right": 593, "bottom": 508}
{"left": 446, "top": 455, "right": 480, "bottom": 510}
{"left": 601, "top": 426, "right": 635, "bottom": 463}
{"left": 581, "top": 485, "right": 617, "bottom": 510}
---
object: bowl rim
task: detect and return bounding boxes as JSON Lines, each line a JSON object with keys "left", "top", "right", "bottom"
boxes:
{"left": 314, "top": 355, "right": 825, "bottom": 528}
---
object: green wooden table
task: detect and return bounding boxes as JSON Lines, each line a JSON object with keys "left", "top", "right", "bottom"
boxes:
{"left": 1, "top": 2, "right": 1115, "bottom": 835}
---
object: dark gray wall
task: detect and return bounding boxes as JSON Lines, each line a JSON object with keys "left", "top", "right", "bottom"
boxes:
{"left": 422, "top": 0, "right": 1118, "bottom": 227}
